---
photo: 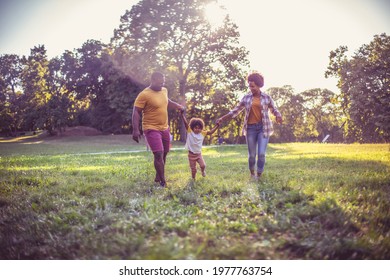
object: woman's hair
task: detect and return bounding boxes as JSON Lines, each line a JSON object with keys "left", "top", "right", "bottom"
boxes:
{"left": 189, "top": 118, "right": 204, "bottom": 130}
{"left": 247, "top": 72, "right": 264, "bottom": 87}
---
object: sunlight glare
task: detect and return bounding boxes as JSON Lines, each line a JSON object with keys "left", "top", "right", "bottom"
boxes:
{"left": 204, "top": 1, "right": 226, "bottom": 29}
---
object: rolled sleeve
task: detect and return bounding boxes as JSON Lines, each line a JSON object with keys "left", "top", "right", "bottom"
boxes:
{"left": 229, "top": 97, "right": 247, "bottom": 119}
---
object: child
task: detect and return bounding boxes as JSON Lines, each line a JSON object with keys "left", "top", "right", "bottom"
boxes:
{"left": 180, "top": 111, "right": 219, "bottom": 180}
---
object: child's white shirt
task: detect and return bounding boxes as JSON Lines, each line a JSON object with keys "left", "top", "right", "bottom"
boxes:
{"left": 184, "top": 127, "right": 207, "bottom": 154}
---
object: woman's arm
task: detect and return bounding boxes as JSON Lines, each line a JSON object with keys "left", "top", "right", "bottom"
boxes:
{"left": 206, "top": 123, "right": 220, "bottom": 135}
{"left": 216, "top": 97, "right": 246, "bottom": 125}
{"left": 216, "top": 112, "right": 232, "bottom": 125}
{"left": 269, "top": 97, "right": 283, "bottom": 124}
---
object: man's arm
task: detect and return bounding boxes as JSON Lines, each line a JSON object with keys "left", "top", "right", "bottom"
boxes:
{"left": 179, "top": 110, "right": 189, "bottom": 131}
{"left": 168, "top": 99, "right": 185, "bottom": 111}
{"left": 132, "top": 106, "right": 143, "bottom": 143}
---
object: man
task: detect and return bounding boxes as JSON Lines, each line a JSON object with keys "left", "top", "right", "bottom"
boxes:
{"left": 132, "top": 72, "right": 184, "bottom": 187}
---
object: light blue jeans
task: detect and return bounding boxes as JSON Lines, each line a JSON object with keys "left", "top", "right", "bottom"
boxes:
{"left": 246, "top": 123, "right": 269, "bottom": 173}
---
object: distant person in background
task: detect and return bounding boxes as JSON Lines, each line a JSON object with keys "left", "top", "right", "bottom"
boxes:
{"left": 180, "top": 110, "right": 219, "bottom": 180}
{"left": 145, "top": 141, "right": 150, "bottom": 151}
{"left": 169, "top": 133, "right": 173, "bottom": 149}
{"left": 132, "top": 72, "right": 185, "bottom": 187}
{"left": 216, "top": 72, "right": 282, "bottom": 179}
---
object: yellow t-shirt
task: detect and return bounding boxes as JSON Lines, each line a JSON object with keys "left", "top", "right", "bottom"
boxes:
{"left": 134, "top": 87, "right": 169, "bottom": 131}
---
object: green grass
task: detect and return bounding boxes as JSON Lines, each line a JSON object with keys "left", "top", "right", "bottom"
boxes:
{"left": 0, "top": 136, "right": 389, "bottom": 259}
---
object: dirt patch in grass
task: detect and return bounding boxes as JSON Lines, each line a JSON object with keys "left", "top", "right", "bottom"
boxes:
{"left": 0, "top": 127, "right": 148, "bottom": 155}
{"left": 56, "top": 126, "right": 103, "bottom": 137}
{"left": 0, "top": 126, "right": 103, "bottom": 143}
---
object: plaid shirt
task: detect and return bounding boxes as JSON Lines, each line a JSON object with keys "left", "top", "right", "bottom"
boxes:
{"left": 228, "top": 91, "right": 281, "bottom": 137}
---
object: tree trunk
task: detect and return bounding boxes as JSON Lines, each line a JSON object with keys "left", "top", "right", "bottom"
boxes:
{"left": 178, "top": 79, "right": 187, "bottom": 142}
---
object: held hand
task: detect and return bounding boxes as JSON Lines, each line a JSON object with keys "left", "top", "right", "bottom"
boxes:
{"left": 276, "top": 116, "right": 283, "bottom": 124}
{"left": 132, "top": 131, "right": 140, "bottom": 143}
{"left": 178, "top": 106, "right": 185, "bottom": 114}
{"left": 216, "top": 118, "right": 222, "bottom": 125}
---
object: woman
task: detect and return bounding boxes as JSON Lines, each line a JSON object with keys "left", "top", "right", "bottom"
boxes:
{"left": 216, "top": 72, "right": 282, "bottom": 179}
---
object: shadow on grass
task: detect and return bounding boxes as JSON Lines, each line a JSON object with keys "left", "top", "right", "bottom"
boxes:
{"left": 254, "top": 148, "right": 390, "bottom": 259}
{"left": 0, "top": 145, "right": 389, "bottom": 259}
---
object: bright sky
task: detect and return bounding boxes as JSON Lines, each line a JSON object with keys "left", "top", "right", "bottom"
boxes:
{"left": 0, "top": 0, "right": 389, "bottom": 93}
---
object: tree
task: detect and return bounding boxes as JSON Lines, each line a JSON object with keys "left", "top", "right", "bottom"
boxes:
{"left": 19, "top": 46, "right": 74, "bottom": 135}
{"left": 0, "top": 54, "right": 22, "bottom": 134}
{"left": 268, "top": 86, "right": 344, "bottom": 142}
{"left": 58, "top": 40, "right": 144, "bottom": 133}
{"left": 62, "top": 40, "right": 116, "bottom": 132}
{"left": 326, "top": 33, "right": 390, "bottom": 142}
{"left": 45, "top": 57, "right": 74, "bottom": 133}
{"left": 101, "top": 52, "right": 144, "bottom": 133}
{"left": 19, "top": 45, "right": 50, "bottom": 132}
{"left": 111, "top": 0, "right": 249, "bottom": 140}
{"left": 301, "top": 88, "right": 344, "bottom": 142}
{"left": 268, "top": 86, "right": 305, "bottom": 142}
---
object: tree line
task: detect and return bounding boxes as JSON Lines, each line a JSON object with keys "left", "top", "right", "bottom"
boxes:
{"left": 0, "top": 0, "right": 388, "bottom": 143}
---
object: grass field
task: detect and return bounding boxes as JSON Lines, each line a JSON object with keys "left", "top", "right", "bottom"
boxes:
{"left": 0, "top": 134, "right": 389, "bottom": 259}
